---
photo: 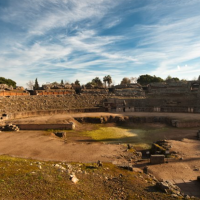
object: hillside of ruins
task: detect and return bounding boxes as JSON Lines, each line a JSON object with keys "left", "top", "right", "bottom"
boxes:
{"left": 1, "top": 75, "right": 200, "bottom": 199}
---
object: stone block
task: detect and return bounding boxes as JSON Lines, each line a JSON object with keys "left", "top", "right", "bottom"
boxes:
{"left": 150, "top": 155, "right": 165, "bottom": 164}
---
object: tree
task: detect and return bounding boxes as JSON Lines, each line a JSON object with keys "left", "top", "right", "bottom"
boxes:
{"left": 165, "top": 75, "right": 172, "bottom": 81}
{"left": 107, "top": 75, "right": 112, "bottom": 87}
{"left": 103, "top": 75, "right": 112, "bottom": 88}
{"left": 137, "top": 74, "right": 164, "bottom": 86}
{"left": 166, "top": 75, "right": 180, "bottom": 82}
{"left": 34, "top": 78, "right": 39, "bottom": 90}
{"left": 120, "top": 77, "right": 131, "bottom": 85}
{"left": 0, "top": 77, "right": 16, "bottom": 88}
{"left": 103, "top": 76, "right": 107, "bottom": 88}
{"left": 181, "top": 79, "right": 187, "bottom": 82}
{"left": 61, "top": 79, "right": 64, "bottom": 85}
{"left": 52, "top": 81, "right": 58, "bottom": 85}
{"left": 130, "top": 77, "right": 138, "bottom": 83}
{"left": 26, "top": 80, "right": 34, "bottom": 90}
{"left": 85, "top": 82, "right": 93, "bottom": 88}
{"left": 74, "top": 80, "right": 80, "bottom": 86}
{"left": 91, "top": 77, "right": 103, "bottom": 88}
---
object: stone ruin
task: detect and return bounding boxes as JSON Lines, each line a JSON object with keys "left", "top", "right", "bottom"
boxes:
{"left": 0, "top": 124, "right": 19, "bottom": 132}
{"left": 147, "top": 79, "right": 200, "bottom": 95}
{"left": 0, "top": 84, "right": 13, "bottom": 91}
{"left": 151, "top": 140, "right": 172, "bottom": 154}
{"left": 150, "top": 155, "right": 165, "bottom": 164}
{"left": 112, "top": 83, "right": 145, "bottom": 97}
{"left": 42, "top": 83, "right": 72, "bottom": 90}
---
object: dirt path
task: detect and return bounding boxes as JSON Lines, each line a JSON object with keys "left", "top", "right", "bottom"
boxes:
{"left": 0, "top": 130, "right": 129, "bottom": 163}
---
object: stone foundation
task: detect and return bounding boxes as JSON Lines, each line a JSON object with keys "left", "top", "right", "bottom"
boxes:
{"left": 17, "top": 124, "right": 74, "bottom": 130}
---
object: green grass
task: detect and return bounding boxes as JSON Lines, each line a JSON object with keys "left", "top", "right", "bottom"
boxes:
{"left": 0, "top": 155, "right": 177, "bottom": 200}
{"left": 80, "top": 127, "right": 137, "bottom": 141}
{"left": 79, "top": 125, "right": 169, "bottom": 149}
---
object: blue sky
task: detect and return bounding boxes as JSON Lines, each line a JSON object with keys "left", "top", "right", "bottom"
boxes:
{"left": 0, "top": 0, "right": 200, "bottom": 87}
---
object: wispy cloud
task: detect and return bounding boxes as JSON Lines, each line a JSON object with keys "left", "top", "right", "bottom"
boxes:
{"left": 0, "top": 0, "right": 200, "bottom": 86}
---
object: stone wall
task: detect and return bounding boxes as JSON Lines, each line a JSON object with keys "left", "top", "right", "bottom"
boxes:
{"left": 106, "top": 96, "right": 200, "bottom": 113}
{"left": 0, "top": 94, "right": 109, "bottom": 115}
{"left": 81, "top": 89, "right": 109, "bottom": 95}
{"left": 0, "top": 91, "right": 30, "bottom": 96}
{"left": 148, "top": 80, "right": 200, "bottom": 95}
{"left": 17, "top": 124, "right": 74, "bottom": 130}
{"left": 6, "top": 108, "right": 106, "bottom": 120}
{"left": 114, "top": 89, "right": 145, "bottom": 97}
{"left": 33, "top": 90, "right": 74, "bottom": 95}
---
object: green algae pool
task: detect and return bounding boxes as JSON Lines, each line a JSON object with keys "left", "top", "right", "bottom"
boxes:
{"left": 80, "top": 126, "right": 169, "bottom": 149}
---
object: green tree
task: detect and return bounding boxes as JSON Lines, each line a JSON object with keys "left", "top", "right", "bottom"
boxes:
{"left": 107, "top": 75, "right": 112, "bottom": 87}
{"left": 52, "top": 81, "right": 58, "bottom": 85}
{"left": 34, "top": 78, "right": 39, "bottom": 90}
{"left": 91, "top": 77, "right": 103, "bottom": 88}
{"left": 74, "top": 80, "right": 80, "bottom": 86}
{"left": 0, "top": 77, "right": 16, "bottom": 88}
{"left": 137, "top": 74, "right": 164, "bottom": 86}
{"left": 166, "top": 75, "right": 180, "bottom": 82}
{"left": 103, "top": 75, "right": 113, "bottom": 88}
{"left": 103, "top": 76, "right": 107, "bottom": 88}
{"left": 61, "top": 79, "right": 64, "bottom": 85}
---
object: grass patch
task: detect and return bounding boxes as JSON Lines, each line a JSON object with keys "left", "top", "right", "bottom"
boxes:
{"left": 0, "top": 155, "right": 177, "bottom": 200}
{"left": 79, "top": 125, "right": 169, "bottom": 148}
{"left": 80, "top": 127, "right": 137, "bottom": 141}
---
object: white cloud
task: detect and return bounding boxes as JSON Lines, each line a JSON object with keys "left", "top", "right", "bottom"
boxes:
{"left": 1, "top": 0, "right": 200, "bottom": 86}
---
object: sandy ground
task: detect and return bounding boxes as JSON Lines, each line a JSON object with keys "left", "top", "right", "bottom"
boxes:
{"left": 148, "top": 139, "right": 200, "bottom": 181}
{"left": 0, "top": 130, "right": 130, "bottom": 163}
{"left": 147, "top": 139, "right": 200, "bottom": 197}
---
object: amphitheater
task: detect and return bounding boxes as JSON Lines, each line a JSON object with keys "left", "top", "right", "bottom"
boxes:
{"left": 1, "top": 79, "right": 200, "bottom": 198}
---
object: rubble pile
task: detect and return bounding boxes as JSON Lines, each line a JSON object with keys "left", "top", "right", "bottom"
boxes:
{"left": 151, "top": 140, "right": 172, "bottom": 154}
{"left": 156, "top": 181, "right": 181, "bottom": 196}
{"left": 0, "top": 124, "right": 19, "bottom": 131}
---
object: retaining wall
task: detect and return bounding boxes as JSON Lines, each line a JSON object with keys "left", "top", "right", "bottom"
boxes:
{"left": 17, "top": 124, "right": 74, "bottom": 130}
{"left": 7, "top": 107, "right": 106, "bottom": 120}
{"left": 0, "top": 91, "right": 29, "bottom": 96}
{"left": 174, "top": 121, "right": 200, "bottom": 128}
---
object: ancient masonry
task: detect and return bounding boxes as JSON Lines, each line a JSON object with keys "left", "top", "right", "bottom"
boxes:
{"left": 0, "top": 94, "right": 109, "bottom": 115}
{"left": 0, "top": 79, "right": 200, "bottom": 120}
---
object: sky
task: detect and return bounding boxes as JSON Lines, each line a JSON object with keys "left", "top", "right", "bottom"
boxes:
{"left": 0, "top": 0, "right": 200, "bottom": 87}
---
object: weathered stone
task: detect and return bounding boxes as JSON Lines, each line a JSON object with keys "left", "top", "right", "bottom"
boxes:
{"left": 70, "top": 174, "right": 79, "bottom": 184}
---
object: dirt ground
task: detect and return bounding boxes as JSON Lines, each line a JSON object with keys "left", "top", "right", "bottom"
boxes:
{"left": 147, "top": 139, "right": 200, "bottom": 197}
{"left": 148, "top": 139, "right": 200, "bottom": 181}
{"left": 0, "top": 129, "right": 130, "bottom": 163}
{"left": 1, "top": 112, "right": 200, "bottom": 197}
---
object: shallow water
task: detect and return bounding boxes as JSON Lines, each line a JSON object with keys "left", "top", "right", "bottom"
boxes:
{"left": 81, "top": 126, "right": 169, "bottom": 149}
